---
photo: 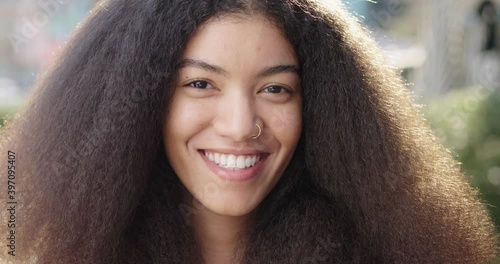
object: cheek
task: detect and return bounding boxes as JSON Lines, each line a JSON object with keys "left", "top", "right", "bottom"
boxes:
{"left": 163, "top": 97, "right": 212, "bottom": 184}
{"left": 266, "top": 103, "right": 302, "bottom": 145}
{"left": 164, "top": 97, "right": 211, "bottom": 142}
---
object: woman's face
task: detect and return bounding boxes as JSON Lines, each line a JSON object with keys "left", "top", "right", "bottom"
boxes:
{"left": 163, "top": 14, "right": 302, "bottom": 217}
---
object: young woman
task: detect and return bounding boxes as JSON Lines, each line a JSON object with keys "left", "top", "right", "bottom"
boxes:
{"left": 0, "top": 0, "right": 497, "bottom": 263}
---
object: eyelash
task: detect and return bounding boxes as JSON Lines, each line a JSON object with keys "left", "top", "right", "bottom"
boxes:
{"left": 185, "top": 80, "right": 213, "bottom": 89}
{"left": 184, "top": 80, "right": 291, "bottom": 94}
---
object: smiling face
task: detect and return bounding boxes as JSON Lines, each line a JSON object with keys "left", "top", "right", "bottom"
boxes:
{"left": 163, "top": 13, "right": 302, "bottom": 217}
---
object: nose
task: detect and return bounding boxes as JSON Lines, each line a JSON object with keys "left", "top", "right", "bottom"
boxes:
{"left": 213, "top": 90, "right": 259, "bottom": 142}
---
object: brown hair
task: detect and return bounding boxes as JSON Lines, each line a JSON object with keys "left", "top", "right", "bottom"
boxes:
{"left": 0, "top": 0, "right": 497, "bottom": 263}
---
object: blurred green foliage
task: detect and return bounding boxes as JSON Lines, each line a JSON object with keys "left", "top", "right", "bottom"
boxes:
{"left": 423, "top": 86, "right": 500, "bottom": 231}
{"left": 0, "top": 105, "right": 18, "bottom": 128}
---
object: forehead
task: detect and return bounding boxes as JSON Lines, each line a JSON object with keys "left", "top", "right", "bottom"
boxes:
{"left": 181, "top": 13, "right": 298, "bottom": 67}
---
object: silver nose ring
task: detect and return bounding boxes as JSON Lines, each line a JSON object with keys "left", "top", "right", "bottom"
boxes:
{"left": 251, "top": 124, "right": 262, "bottom": 139}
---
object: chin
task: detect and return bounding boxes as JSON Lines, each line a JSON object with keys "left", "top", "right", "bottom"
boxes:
{"left": 201, "top": 196, "right": 260, "bottom": 217}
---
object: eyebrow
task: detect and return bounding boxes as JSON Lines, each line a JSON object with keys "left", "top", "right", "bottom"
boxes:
{"left": 178, "top": 59, "right": 300, "bottom": 78}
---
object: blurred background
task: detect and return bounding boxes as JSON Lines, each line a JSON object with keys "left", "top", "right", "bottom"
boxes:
{"left": 0, "top": 0, "right": 499, "bottom": 230}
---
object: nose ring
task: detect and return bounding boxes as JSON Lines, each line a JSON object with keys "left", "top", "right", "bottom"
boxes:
{"left": 251, "top": 124, "right": 262, "bottom": 139}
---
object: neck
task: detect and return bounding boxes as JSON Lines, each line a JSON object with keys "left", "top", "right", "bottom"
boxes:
{"left": 185, "top": 193, "right": 255, "bottom": 264}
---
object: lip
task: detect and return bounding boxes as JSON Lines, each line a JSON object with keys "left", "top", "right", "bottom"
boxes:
{"left": 198, "top": 150, "right": 269, "bottom": 182}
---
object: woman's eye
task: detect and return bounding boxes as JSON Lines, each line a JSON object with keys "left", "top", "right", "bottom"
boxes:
{"left": 186, "top": 80, "right": 212, "bottom": 89}
{"left": 263, "top": 85, "right": 290, "bottom": 94}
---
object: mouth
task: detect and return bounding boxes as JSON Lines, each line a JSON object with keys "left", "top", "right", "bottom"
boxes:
{"left": 200, "top": 149, "right": 268, "bottom": 169}
{"left": 198, "top": 149, "right": 270, "bottom": 182}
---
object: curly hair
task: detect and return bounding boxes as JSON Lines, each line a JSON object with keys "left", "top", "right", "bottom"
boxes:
{"left": 0, "top": 0, "right": 497, "bottom": 263}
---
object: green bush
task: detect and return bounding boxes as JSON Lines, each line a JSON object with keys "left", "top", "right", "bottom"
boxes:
{"left": 423, "top": 87, "right": 500, "bottom": 230}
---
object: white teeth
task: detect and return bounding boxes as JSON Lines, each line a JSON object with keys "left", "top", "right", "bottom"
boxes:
{"left": 236, "top": 156, "right": 246, "bottom": 169}
{"left": 227, "top": 155, "right": 236, "bottom": 167}
{"left": 203, "top": 150, "right": 262, "bottom": 169}
{"left": 220, "top": 154, "right": 227, "bottom": 166}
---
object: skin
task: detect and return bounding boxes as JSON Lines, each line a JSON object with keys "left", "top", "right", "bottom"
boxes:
{"left": 163, "top": 14, "right": 302, "bottom": 263}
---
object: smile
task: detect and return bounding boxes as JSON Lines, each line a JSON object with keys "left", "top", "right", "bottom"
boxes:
{"left": 203, "top": 150, "right": 262, "bottom": 169}
{"left": 198, "top": 150, "right": 269, "bottom": 182}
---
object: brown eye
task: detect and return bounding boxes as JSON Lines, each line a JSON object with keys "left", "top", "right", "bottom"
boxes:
{"left": 263, "top": 85, "right": 290, "bottom": 94}
{"left": 186, "top": 80, "right": 212, "bottom": 89}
